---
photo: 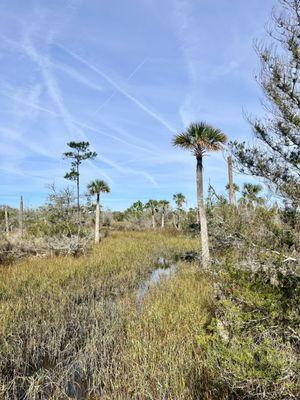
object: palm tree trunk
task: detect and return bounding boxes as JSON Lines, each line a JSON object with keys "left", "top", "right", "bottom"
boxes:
{"left": 227, "top": 156, "right": 235, "bottom": 206}
{"left": 152, "top": 211, "right": 156, "bottom": 229}
{"left": 5, "top": 206, "right": 9, "bottom": 235}
{"left": 19, "top": 196, "right": 24, "bottom": 237}
{"left": 196, "top": 156, "right": 210, "bottom": 267}
{"left": 161, "top": 212, "right": 165, "bottom": 229}
{"left": 95, "top": 193, "right": 101, "bottom": 244}
{"left": 95, "top": 193, "right": 100, "bottom": 244}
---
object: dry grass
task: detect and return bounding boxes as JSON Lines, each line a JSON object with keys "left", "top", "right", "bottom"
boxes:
{"left": 0, "top": 231, "right": 211, "bottom": 399}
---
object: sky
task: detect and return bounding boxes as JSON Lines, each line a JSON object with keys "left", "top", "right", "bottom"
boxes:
{"left": 0, "top": 0, "right": 276, "bottom": 210}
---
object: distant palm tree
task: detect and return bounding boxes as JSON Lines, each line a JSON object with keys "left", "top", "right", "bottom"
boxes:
{"left": 159, "top": 200, "right": 170, "bottom": 229}
{"left": 225, "top": 183, "right": 240, "bottom": 192}
{"left": 225, "top": 183, "right": 240, "bottom": 204}
{"left": 87, "top": 180, "right": 110, "bottom": 244}
{"left": 240, "top": 183, "right": 264, "bottom": 208}
{"left": 173, "top": 122, "right": 227, "bottom": 267}
{"left": 173, "top": 193, "right": 186, "bottom": 230}
{"left": 126, "top": 201, "right": 145, "bottom": 228}
{"left": 173, "top": 193, "right": 186, "bottom": 209}
{"left": 145, "top": 199, "right": 159, "bottom": 229}
{"left": 129, "top": 201, "right": 144, "bottom": 218}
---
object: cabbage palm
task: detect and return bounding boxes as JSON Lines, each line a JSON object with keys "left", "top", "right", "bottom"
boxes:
{"left": 145, "top": 199, "right": 159, "bottom": 229}
{"left": 225, "top": 183, "right": 240, "bottom": 204}
{"left": 173, "top": 193, "right": 186, "bottom": 230}
{"left": 87, "top": 179, "right": 110, "bottom": 244}
{"left": 159, "top": 200, "right": 169, "bottom": 229}
{"left": 173, "top": 193, "right": 186, "bottom": 209}
{"left": 173, "top": 122, "right": 227, "bottom": 267}
{"left": 240, "top": 183, "right": 264, "bottom": 208}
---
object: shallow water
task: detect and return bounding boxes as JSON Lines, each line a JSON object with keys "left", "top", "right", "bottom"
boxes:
{"left": 136, "top": 257, "right": 177, "bottom": 301}
{"left": 66, "top": 257, "right": 177, "bottom": 399}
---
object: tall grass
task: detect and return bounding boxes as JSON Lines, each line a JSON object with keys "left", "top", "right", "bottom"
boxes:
{"left": 0, "top": 231, "right": 211, "bottom": 399}
{"left": 118, "top": 264, "right": 212, "bottom": 399}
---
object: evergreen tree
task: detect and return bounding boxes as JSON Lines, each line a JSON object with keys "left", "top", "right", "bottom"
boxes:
{"left": 63, "top": 141, "right": 97, "bottom": 222}
{"left": 230, "top": 0, "right": 300, "bottom": 205}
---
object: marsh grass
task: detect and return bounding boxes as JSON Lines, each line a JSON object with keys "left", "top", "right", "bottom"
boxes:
{"left": 1, "top": 230, "right": 296, "bottom": 399}
{"left": 0, "top": 231, "right": 210, "bottom": 399}
{"left": 119, "top": 264, "right": 213, "bottom": 399}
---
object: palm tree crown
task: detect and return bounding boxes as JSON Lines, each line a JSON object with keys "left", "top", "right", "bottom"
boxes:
{"left": 145, "top": 199, "right": 159, "bottom": 211}
{"left": 225, "top": 183, "right": 240, "bottom": 192}
{"left": 173, "top": 193, "right": 186, "bottom": 209}
{"left": 173, "top": 122, "right": 227, "bottom": 157}
{"left": 241, "top": 183, "right": 264, "bottom": 204}
{"left": 88, "top": 180, "right": 110, "bottom": 196}
{"left": 159, "top": 200, "right": 169, "bottom": 210}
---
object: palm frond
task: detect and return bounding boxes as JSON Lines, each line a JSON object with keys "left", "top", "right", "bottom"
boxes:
{"left": 173, "top": 121, "right": 227, "bottom": 155}
{"left": 172, "top": 132, "right": 194, "bottom": 150}
{"left": 87, "top": 179, "right": 110, "bottom": 195}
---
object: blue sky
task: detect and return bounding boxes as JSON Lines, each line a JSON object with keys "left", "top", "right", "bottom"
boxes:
{"left": 0, "top": 0, "right": 276, "bottom": 210}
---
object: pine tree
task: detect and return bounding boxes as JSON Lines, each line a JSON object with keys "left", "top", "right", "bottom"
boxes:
{"left": 230, "top": 0, "right": 300, "bottom": 206}
{"left": 63, "top": 141, "right": 97, "bottom": 223}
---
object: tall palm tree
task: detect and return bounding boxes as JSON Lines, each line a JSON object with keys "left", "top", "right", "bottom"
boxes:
{"left": 87, "top": 180, "right": 110, "bottom": 244}
{"left": 173, "top": 122, "right": 227, "bottom": 267}
{"left": 159, "top": 200, "right": 169, "bottom": 229}
{"left": 240, "top": 183, "right": 264, "bottom": 208}
{"left": 145, "top": 199, "right": 159, "bottom": 229}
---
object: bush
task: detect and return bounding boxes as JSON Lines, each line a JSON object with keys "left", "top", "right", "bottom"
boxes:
{"left": 196, "top": 251, "right": 300, "bottom": 400}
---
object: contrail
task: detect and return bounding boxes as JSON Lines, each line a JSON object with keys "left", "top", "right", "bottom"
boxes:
{"left": 101, "top": 156, "right": 158, "bottom": 187}
{"left": 55, "top": 43, "right": 176, "bottom": 133}
{"left": 128, "top": 58, "right": 148, "bottom": 79}
{"left": 0, "top": 90, "right": 158, "bottom": 157}
{"left": 91, "top": 58, "right": 148, "bottom": 116}
{"left": 1, "top": 34, "right": 160, "bottom": 154}
{"left": 2, "top": 34, "right": 159, "bottom": 187}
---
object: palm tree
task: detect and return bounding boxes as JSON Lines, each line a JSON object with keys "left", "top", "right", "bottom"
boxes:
{"left": 173, "top": 193, "right": 186, "bottom": 209}
{"left": 127, "top": 201, "right": 145, "bottom": 227}
{"left": 173, "top": 122, "right": 227, "bottom": 267}
{"left": 225, "top": 183, "right": 240, "bottom": 204}
{"left": 240, "top": 183, "right": 264, "bottom": 208}
{"left": 225, "top": 183, "right": 240, "bottom": 192}
{"left": 145, "top": 199, "right": 159, "bottom": 229}
{"left": 87, "top": 180, "right": 110, "bottom": 244}
{"left": 159, "top": 200, "right": 169, "bottom": 229}
{"left": 173, "top": 193, "right": 186, "bottom": 230}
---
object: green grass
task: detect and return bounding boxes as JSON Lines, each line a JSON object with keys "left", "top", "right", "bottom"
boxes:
{"left": 0, "top": 231, "right": 212, "bottom": 399}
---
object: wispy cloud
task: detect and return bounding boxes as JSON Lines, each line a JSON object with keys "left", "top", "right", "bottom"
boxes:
{"left": 55, "top": 43, "right": 176, "bottom": 133}
{"left": 0, "top": 34, "right": 162, "bottom": 156}
{"left": 91, "top": 58, "right": 148, "bottom": 116}
{"left": 101, "top": 156, "right": 158, "bottom": 187}
{"left": 173, "top": 0, "right": 241, "bottom": 127}
{"left": 19, "top": 31, "right": 159, "bottom": 187}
